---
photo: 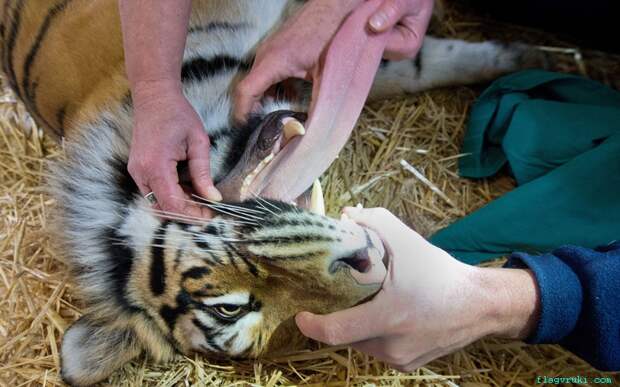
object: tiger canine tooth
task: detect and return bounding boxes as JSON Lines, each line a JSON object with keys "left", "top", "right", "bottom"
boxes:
{"left": 282, "top": 119, "right": 306, "bottom": 141}
{"left": 310, "top": 179, "right": 325, "bottom": 216}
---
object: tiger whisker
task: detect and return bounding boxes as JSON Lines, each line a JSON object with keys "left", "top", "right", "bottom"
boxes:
{"left": 185, "top": 202, "right": 264, "bottom": 222}
{"left": 146, "top": 208, "right": 212, "bottom": 225}
{"left": 166, "top": 196, "right": 264, "bottom": 222}
{"left": 148, "top": 207, "right": 259, "bottom": 226}
{"left": 183, "top": 196, "right": 266, "bottom": 221}
{"left": 249, "top": 191, "right": 282, "bottom": 214}
{"left": 249, "top": 193, "right": 279, "bottom": 217}
{"left": 190, "top": 194, "right": 268, "bottom": 215}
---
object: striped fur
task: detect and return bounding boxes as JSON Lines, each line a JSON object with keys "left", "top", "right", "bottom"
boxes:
{"left": 1, "top": 0, "right": 548, "bottom": 385}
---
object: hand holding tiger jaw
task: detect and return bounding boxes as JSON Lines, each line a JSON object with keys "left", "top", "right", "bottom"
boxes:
{"left": 233, "top": 0, "right": 434, "bottom": 203}
{"left": 230, "top": 0, "right": 391, "bottom": 203}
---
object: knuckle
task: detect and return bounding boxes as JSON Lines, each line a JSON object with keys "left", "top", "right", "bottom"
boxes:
{"left": 191, "top": 132, "right": 210, "bottom": 147}
{"left": 382, "top": 0, "right": 401, "bottom": 18}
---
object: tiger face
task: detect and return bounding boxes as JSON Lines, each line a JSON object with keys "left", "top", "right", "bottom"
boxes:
{"left": 60, "top": 195, "right": 386, "bottom": 385}
{"left": 140, "top": 200, "right": 384, "bottom": 357}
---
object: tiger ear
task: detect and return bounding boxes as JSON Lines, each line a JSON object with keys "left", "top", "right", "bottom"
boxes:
{"left": 60, "top": 314, "right": 142, "bottom": 386}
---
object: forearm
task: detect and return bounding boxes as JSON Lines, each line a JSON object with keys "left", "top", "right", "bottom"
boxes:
{"left": 118, "top": 0, "right": 191, "bottom": 100}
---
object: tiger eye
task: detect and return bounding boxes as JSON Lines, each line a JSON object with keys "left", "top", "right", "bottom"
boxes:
{"left": 214, "top": 304, "right": 243, "bottom": 318}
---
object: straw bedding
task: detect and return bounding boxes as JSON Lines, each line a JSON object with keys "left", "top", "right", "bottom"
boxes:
{"left": 1, "top": 4, "right": 619, "bottom": 386}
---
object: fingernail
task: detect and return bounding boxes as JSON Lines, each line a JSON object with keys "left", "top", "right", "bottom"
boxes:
{"left": 369, "top": 12, "right": 387, "bottom": 31}
{"left": 206, "top": 186, "right": 223, "bottom": 202}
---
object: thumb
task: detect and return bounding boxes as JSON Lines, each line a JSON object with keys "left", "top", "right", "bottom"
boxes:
{"left": 368, "top": 0, "right": 406, "bottom": 33}
{"left": 234, "top": 60, "right": 286, "bottom": 123}
{"left": 295, "top": 298, "right": 387, "bottom": 346}
{"left": 343, "top": 207, "right": 426, "bottom": 251}
{"left": 188, "top": 132, "right": 222, "bottom": 202}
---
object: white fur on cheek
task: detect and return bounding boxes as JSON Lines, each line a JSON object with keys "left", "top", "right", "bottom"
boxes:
{"left": 220, "top": 312, "right": 263, "bottom": 355}
{"left": 60, "top": 323, "right": 88, "bottom": 382}
{"left": 202, "top": 292, "right": 249, "bottom": 306}
{"left": 120, "top": 204, "right": 160, "bottom": 248}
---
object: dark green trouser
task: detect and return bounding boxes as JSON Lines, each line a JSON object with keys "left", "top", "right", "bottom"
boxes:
{"left": 430, "top": 70, "right": 620, "bottom": 264}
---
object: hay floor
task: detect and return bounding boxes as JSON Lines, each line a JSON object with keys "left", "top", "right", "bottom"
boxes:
{"left": 2, "top": 5, "right": 620, "bottom": 387}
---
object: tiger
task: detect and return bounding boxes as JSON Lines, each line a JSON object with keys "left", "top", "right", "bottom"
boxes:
{"left": 0, "top": 0, "right": 547, "bottom": 385}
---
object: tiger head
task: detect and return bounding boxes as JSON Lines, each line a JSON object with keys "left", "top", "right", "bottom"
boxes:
{"left": 56, "top": 103, "right": 387, "bottom": 385}
{"left": 60, "top": 198, "right": 386, "bottom": 385}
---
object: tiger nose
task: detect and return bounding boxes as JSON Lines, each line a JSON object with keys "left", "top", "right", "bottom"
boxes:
{"left": 347, "top": 229, "right": 387, "bottom": 285}
{"left": 333, "top": 228, "right": 386, "bottom": 275}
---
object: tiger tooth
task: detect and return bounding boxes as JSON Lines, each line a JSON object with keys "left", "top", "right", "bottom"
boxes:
{"left": 310, "top": 179, "right": 325, "bottom": 216}
{"left": 283, "top": 119, "right": 306, "bottom": 141}
{"left": 239, "top": 152, "right": 276, "bottom": 197}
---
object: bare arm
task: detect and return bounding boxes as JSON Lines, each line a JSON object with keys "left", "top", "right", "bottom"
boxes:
{"left": 119, "top": 0, "right": 190, "bottom": 95}
{"left": 119, "top": 0, "right": 220, "bottom": 218}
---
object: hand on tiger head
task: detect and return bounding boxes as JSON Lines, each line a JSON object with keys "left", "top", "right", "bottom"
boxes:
{"left": 127, "top": 80, "right": 221, "bottom": 219}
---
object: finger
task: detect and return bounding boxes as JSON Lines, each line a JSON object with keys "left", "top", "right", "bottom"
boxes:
{"left": 234, "top": 60, "right": 286, "bottom": 124}
{"left": 128, "top": 161, "right": 152, "bottom": 197}
{"left": 368, "top": 0, "right": 406, "bottom": 33}
{"left": 295, "top": 297, "right": 389, "bottom": 346}
{"left": 343, "top": 207, "right": 426, "bottom": 250}
{"left": 187, "top": 132, "right": 222, "bottom": 202}
{"left": 383, "top": 22, "right": 423, "bottom": 60}
{"left": 146, "top": 161, "right": 201, "bottom": 218}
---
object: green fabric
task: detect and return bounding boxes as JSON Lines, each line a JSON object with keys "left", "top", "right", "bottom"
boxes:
{"left": 430, "top": 70, "right": 620, "bottom": 265}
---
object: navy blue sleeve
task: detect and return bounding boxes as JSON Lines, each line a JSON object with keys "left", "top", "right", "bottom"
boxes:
{"left": 505, "top": 242, "right": 620, "bottom": 371}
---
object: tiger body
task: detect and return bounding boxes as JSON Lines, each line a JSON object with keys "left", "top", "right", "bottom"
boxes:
{"left": 1, "top": 0, "right": 546, "bottom": 385}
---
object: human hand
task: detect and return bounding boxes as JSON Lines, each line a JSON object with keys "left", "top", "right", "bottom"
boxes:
{"left": 368, "top": 0, "right": 434, "bottom": 60}
{"left": 234, "top": 0, "right": 434, "bottom": 122}
{"left": 128, "top": 80, "right": 221, "bottom": 218}
{"left": 296, "top": 207, "right": 540, "bottom": 371}
{"left": 234, "top": 0, "right": 364, "bottom": 122}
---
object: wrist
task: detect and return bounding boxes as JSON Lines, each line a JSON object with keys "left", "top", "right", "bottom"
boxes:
{"left": 471, "top": 267, "right": 541, "bottom": 340}
{"left": 130, "top": 79, "right": 184, "bottom": 106}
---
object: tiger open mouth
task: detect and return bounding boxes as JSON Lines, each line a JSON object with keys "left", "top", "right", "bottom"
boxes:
{"left": 216, "top": 110, "right": 320, "bottom": 209}
{"left": 238, "top": 111, "right": 308, "bottom": 200}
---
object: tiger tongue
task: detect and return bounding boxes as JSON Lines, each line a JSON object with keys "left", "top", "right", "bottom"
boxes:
{"left": 242, "top": 0, "right": 389, "bottom": 202}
